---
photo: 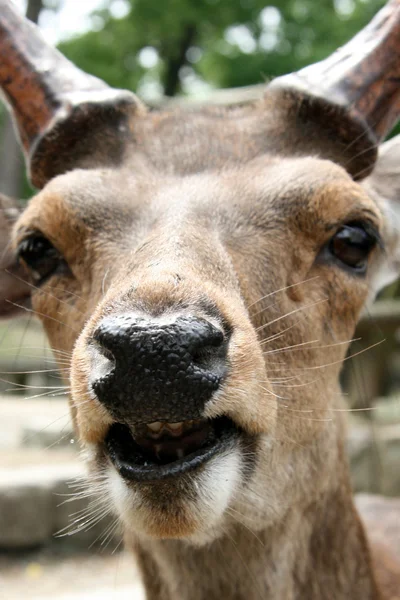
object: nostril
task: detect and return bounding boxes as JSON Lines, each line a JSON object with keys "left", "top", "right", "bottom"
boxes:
{"left": 91, "top": 326, "right": 117, "bottom": 367}
{"left": 93, "top": 323, "right": 119, "bottom": 355}
{"left": 191, "top": 327, "right": 225, "bottom": 367}
{"left": 207, "top": 327, "right": 224, "bottom": 347}
{"left": 95, "top": 340, "right": 115, "bottom": 363}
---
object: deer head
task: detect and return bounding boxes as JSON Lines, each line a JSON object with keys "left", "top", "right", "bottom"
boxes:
{"left": 1, "top": 1, "right": 400, "bottom": 595}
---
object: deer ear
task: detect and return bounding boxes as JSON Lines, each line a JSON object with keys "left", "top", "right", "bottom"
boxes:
{"left": 0, "top": 193, "right": 31, "bottom": 318}
{"left": 270, "top": 0, "right": 400, "bottom": 179}
{"left": 0, "top": 3, "right": 145, "bottom": 189}
{"left": 362, "top": 136, "right": 400, "bottom": 297}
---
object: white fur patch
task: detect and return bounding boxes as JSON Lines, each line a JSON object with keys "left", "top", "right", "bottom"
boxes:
{"left": 105, "top": 446, "right": 242, "bottom": 544}
{"left": 187, "top": 446, "right": 241, "bottom": 545}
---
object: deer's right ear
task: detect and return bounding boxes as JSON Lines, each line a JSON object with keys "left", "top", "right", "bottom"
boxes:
{"left": 0, "top": 193, "right": 31, "bottom": 318}
{"left": 362, "top": 135, "right": 400, "bottom": 296}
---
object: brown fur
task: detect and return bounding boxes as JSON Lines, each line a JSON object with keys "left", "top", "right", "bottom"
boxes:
{"left": 2, "top": 136, "right": 398, "bottom": 598}
{"left": 1, "top": 5, "right": 400, "bottom": 597}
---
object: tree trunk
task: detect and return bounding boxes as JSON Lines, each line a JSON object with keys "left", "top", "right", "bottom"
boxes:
{"left": 26, "top": 0, "right": 44, "bottom": 24}
{"left": 164, "top": 25, "right": 196, "bottom": 97}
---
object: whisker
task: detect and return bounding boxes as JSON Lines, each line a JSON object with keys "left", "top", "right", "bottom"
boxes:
{"left": 263, "top": 339, "right": 319, "bottom": 355}
{"left": 11, "top": 389, "right": 70, "bottom": 401}
{"left": 271, "top": 379, "right": 319, "bottom": 389}
{"left": 10, "top": 314, "right": 33, "bottom": 371}
{"left": 0, "top": 368, "right": 68, "bottom": 374}
{"left": 44, "top": 429, "right": 75, "bottom": 450}
{"left": 0, "top": 346, "right": 73, "bottom": 357}
{"left": 302, "top": 339, "right": 385, "bottom": 371}
{"left": 98, "top": 518, "right": 121, "bottom": 551}
{"left": 0, "top": 376, "right": 69, "bottom": 389}
{"left": 112, "top": 537, "right": 124, "bottom": 555}
{"left": 344, "top": 141, "right": 378, "bottom": 169}
{"left": 246, "top": 276, "right": 319, "bottom": 311}
{"left": 258, "top": 384, "right": 287, "bottom": 400}
{"left": 20, "top": 412, "right": 72, "bottom": 446}
{"left": 4, "top": 268, "right": 85, "bottom": 316}
{"left": 225, "top": 507, "right": 265, "bottom": 547}
{"left": 260, "top": 320, "right": 304, "bottom": 346}
{"left": 4, "top": 299, "right": 80, "bottom": 333}
{"left": 256, "top": 298, "right": 328, "bottom": 334}
{"left": 224, "top": 532, "right": 265, "bottom": 600}
{"left": 49, "top": 286, "right": 84, "bottom": 301}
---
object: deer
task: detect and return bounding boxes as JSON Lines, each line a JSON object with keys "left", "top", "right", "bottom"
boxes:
{"left": 0, "top": 0, "right": 400, "bottom": 597}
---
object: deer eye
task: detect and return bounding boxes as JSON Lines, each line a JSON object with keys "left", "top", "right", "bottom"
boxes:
{"left": 328, "top": 223, "right": 378, "bottom": 273}
{"left": 17, "top": 235, "right": 66, "bottom": 285}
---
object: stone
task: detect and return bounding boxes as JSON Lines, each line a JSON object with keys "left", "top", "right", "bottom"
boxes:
{"left": 0, "top": 464, "right": 84, "bottom": 549}
{"left": 0, "top": 478, "right": 52, "bottom": 548}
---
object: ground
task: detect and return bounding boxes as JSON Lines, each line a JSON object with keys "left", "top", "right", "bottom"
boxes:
{"left": 0, "top": 545, "right": 145, "bottom": 599}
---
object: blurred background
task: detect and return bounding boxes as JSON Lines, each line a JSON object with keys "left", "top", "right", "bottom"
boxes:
{"left": 1, "top": 0, "right": 399, "bottom": 598}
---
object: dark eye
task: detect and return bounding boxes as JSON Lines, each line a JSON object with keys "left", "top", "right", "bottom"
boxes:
{"left": 328, "top": 223, "right": 378, "bottom": 273}
{"left": 17, "top": 235, "right": 66, "bottom": 285}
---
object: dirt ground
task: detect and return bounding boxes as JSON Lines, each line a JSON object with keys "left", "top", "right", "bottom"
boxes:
{"left": 0, "top": 545, "right": 145, "bottom": 600}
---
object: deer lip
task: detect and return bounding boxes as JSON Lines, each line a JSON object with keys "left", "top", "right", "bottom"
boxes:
{"left": 104, "top": 416, "right": 238, "bottom": 482}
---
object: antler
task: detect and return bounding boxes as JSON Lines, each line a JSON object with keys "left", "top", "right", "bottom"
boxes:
{"left": 0, "top": 0, "right": 143, "bottom": 188}
{"left": 271, "top": 0, "right": 400, "bottom": 177}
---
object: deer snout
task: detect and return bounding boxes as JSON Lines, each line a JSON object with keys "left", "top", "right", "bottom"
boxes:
{"left": 90, "top": 313, "right": 228, "bottom": 425}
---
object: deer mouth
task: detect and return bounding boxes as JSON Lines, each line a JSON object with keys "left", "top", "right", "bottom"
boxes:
{"left": 104, "top": 416, "right": 239, "bottom": 482}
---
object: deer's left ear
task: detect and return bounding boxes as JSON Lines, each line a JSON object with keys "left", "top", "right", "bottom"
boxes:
{"left": 362, "top": 135, "right": 400, "bottom": 297}
{"left": 0, "top": 193, "right": 31, "bottom": 318}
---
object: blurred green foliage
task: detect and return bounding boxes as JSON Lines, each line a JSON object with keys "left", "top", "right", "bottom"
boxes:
{"left": 59, "top": 0, "right": 386, "bottom": 99}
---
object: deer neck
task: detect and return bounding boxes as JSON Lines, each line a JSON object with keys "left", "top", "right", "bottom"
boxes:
{"left": 128, "top": 441, "right": 380, "bottom": 600}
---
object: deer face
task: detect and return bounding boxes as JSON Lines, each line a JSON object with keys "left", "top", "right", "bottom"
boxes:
{"left": 10, "top": 152, "right": 388, "bottom": 541}
{"left": 1, "top": 0, "right": 400, "bottom": 543}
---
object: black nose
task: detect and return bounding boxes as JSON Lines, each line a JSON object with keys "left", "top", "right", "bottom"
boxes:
{"left": 90, "top": 314, "right": 228, "bottom": 424}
